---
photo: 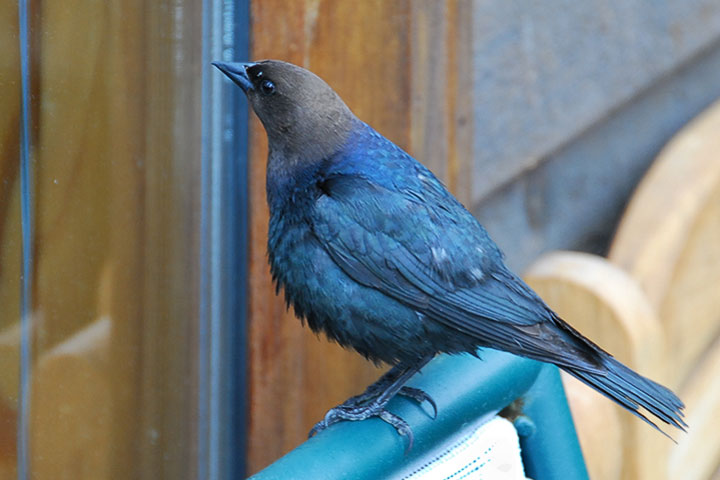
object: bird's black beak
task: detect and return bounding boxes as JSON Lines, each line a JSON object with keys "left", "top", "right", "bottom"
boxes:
{"left": 212, "top": 61, "right": 256, "bottom": 92}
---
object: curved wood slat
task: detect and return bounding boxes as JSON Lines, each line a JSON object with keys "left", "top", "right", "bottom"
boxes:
{"left": 610, "top": 99, "right": 720, "bottom": 480}
{"left": 524, "top": 251, "right": 668, "bottom": 480}
{"left": 670, "top": 335, "right": 720, "bottom": 480}
{"left": 609, "top": 99, "right": 720, "bottom": 385}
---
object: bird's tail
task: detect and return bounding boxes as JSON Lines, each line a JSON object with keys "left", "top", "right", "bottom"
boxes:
{"left": 563, "top": 354, "right": 686, "bottom": 437}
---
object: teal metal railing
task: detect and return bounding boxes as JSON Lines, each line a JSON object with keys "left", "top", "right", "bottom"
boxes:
{"left": 249, "top": 349, "right": 588, "bottom": 479}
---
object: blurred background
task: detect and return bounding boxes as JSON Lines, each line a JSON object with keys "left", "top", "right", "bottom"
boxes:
{"left": 2, "top": 0, "right": 720, "bottom": 479}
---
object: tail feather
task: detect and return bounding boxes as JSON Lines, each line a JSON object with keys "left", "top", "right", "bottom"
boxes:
{"left": 543, "top": 314, "right": 686, "bottom": 436}
{"left": 564, "top": 355, "right": 686, "bottom": 438}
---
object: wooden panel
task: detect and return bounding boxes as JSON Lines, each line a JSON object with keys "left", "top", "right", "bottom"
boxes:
{"left": 472, "top": 42, "right": 720, "bottom": 273}
{"left": 409, "top": 0, "right": 474, "bottom": 206}
{"left": 247, "top": 1, "right": 474, "bottom": 473}
{"left": 247, "top": 1, "right": 405, "bottom": 471}
{"left": 470, "top": 0, "right": 720, "bottom": 201}
{"left": 609, "top": 98, "right": 720, "bottom": 385}
{"left": 524, "top": 251, "right": 668, "bottom": 480}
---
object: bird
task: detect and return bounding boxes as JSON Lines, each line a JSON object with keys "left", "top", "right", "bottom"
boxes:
{"left": 212, "top": 59, "right": 686, "bottom": 449}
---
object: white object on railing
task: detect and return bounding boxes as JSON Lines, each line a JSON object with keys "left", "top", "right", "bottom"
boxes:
{"left": 400, "top": 416, "right": 527, "bottom": 480}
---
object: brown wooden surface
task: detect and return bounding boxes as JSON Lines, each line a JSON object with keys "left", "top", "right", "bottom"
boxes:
{"left": 525, "top": 251, "right": 668, "bottom": 480}
{"left": 409, "top": 1, "right": 474, "bottom": 206}
{"left": 247, "top": 0, "right": 474, "bottom": 473}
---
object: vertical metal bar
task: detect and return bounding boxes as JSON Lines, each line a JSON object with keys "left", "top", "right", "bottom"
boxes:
{"left": 223, "top": 1, "right": 250, "bottom": 476}
{"left": 17, "top": 0, "right": 34, "bottom": 479}
{"left": 518, "top": 365, "right": 589, "bottom": 479}
{"left": 199, "top": 0, "right": 249, "bottom": 478}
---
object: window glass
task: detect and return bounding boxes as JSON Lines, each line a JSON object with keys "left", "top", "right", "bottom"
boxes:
{"left": 1, "top": 1, "right": 247, "bottom": 478}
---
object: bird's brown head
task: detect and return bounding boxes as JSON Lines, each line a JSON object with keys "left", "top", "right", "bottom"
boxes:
{"left": 213, "top": 60, "right": 357, "bottom": 160}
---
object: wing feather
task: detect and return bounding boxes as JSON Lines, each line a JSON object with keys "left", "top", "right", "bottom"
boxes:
{"left": 311, "top": 174, "right": 604, "bottom": 373}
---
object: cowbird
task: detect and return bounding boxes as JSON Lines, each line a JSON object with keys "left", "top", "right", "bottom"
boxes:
{"left": 213, "top": 60, "right": 685, "bottom": 448}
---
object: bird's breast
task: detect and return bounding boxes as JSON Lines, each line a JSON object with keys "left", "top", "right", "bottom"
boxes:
{"left": 266, "top": 205, "right": 441, "bottom": 364}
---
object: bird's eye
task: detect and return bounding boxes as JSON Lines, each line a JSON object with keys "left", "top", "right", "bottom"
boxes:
{"left": 260, "top": 79, "right": 276, "bottom": 95}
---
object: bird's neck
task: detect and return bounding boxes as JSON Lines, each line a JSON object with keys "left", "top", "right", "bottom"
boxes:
{"left": 264, "top": 118, "right": 365, "bottom": 213}
{"left": 266, "top": 152, "right": 318, "bottom": 209}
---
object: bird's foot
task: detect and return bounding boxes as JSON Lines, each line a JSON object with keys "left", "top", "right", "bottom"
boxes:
{"left": 309, "top": 402, "right": 415, "bottom": 451}
{"left": 307, "top": 356, "right": 435, "bottom": 452}
{"left": 308, "top": 385, "right": 436, "bottom": 435}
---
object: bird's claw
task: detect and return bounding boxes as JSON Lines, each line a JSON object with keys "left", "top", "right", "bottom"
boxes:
{"left": 398, "top": 386, "right": 438, "bottom": 419}
{"left": 308, "top": 418, "right": 330, "bottom": 438}
{"left": 308, "top": 402, "right": 379, "bottom": 438}
{"left": 379, "top": 409, "right": 414, "bottom": 453}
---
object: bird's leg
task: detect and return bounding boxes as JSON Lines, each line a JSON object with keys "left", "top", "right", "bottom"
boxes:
{"left": 342, "top": 380, "right": 437, "bottom": 419}
{"left": 335, "top": 364, "right": 406, "bottom": 407}
{"left": 343, "top": 366, "right": 419, "bottom": 405}
{"left": 309, "top": 355, "right": 434, "bottom": 450}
